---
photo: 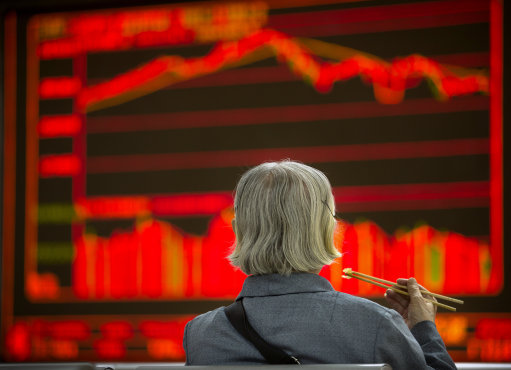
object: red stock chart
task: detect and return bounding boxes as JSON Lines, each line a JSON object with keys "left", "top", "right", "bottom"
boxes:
{"left": 2, "top": 0, "right": 508, "bottom": 363}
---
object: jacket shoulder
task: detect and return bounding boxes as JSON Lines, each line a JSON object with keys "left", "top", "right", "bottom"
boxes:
{"left": 325, "top": 290, "right": 395, "bottom": 318}
{"left": 186, "top": 306, "right": 227, "bottom": 332}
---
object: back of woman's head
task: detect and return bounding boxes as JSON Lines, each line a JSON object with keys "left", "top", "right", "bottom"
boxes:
{"left": 229, "top": 160, "right": 340, "bottom": 276}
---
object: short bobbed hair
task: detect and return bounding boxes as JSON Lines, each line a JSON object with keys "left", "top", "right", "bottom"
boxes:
{"left": 229, "top": 160, "right": 340, "bottom": 276}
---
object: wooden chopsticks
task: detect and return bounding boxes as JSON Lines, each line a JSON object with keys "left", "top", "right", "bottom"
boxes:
{"left": 342, "top": 268, "right": 464, "bottom": 312}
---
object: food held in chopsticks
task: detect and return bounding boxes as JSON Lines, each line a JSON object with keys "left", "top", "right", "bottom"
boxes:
{"left": 342, "top": 268, "right": 464, "bottom": 312}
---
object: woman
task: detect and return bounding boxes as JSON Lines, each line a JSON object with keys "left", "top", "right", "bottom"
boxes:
{"left": 183, "top": 161, "right": 456, "bottom": 370}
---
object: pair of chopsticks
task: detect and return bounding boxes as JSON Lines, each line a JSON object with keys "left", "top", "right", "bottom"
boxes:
{"left": 342, "top": 268, "right": 464, "bottom": 312}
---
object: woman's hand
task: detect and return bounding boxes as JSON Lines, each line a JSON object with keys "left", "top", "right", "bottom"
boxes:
{"left": 384, "top": 277, "right": 437, "bottom": 329}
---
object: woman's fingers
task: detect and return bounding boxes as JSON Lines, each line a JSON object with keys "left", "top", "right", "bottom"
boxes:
{"left": 406, "top": 278, "right": 437, "bottom": 327}
{"left": 387, "top": 288, "right": 409, "bottom": 306}
{"left": 385, "top": 289, "right": 409, "bottom": 316}
{"left": 396, "top": 278, "right": 408, "bottom": 286}
{"left": 397, "top": 278, "right": 433, "bottom": 300}
{"left": 387, "top": 277, "right": 439, "bottom": 328}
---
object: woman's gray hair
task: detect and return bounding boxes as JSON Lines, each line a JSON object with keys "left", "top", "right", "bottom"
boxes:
{"left": 229, "top": 160, "right": 340, "bottom": 276}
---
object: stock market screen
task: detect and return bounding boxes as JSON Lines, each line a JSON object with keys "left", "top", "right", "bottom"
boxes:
{"left": 2, "top": 0, "right": 509, "bottom": 363}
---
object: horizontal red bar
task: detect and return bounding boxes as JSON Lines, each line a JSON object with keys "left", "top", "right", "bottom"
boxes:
{"left": 77, "top": 181, "right": 488, "bottom": 219}
{"left": 333, "top": 181, "right": 489, "bottom": 212}
{"left": 76, "top": 193, "right": 234, "bottom": 218}
{"left": 271, "top": 9, "right": 488, "bottom": 38}
{"left": 432, "top": 52, "right": 489, "bottom": 68}
{"left": 337, "top": 197, "right": 489, "bottom": 213}
{"left": 37, "top": 29, "right": 195, "bottom": 60}
{"left": 75, "top": 196, "right": 151, "bottom": 219}
{"left": 268, "top": 0, "right": 489, "bottom": 29}
{"left": 140, "top": 321, "right": 184, "bottom": 339}
{"left": 333, "top": 181, "right": 489, "bottom": 203}
{"left": 39, "top": 77, "right": 81, "bottom": 99}
{"left": 46, "top": 320, "right": 90, "bottom": 340}
{"left": 100, "top": 322, "right": 133, "bottom": 340}
{"left": 87, "top": 138, "right": 489, "bottom": 174}
{"left": 151, "top": 193, "right": 233, "bottom": 216}
{"left": 38, "top": 115, "right": 82, "bottom": 138}
{"left": 86, "top": 96, "right": 489, "bottom": 134}
{"left": 39, "top": 154, "right": 81, "bottom": 177}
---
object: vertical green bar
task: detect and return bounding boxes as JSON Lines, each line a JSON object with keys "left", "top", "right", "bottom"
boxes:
{"left": 430, "top": 245, "right": 441, "bottom": 283}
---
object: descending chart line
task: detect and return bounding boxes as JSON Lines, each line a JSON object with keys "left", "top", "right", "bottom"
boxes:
{"left": 59, "top": 29, "right": 490, "bottom": 112}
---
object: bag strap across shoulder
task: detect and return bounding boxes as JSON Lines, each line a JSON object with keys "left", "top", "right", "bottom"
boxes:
{"left": 224, "top": 299, "right": 300, "bottom": 365}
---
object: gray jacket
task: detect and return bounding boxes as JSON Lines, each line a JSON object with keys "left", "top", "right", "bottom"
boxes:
{"left": 183, "top": 273, "right": 456, "bottom": 370}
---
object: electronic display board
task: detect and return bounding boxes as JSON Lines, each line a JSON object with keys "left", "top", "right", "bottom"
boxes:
{"left": 2, "top": 0, "right": 509, "bottom": 363}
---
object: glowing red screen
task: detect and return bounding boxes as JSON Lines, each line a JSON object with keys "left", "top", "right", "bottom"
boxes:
{"left": 1, "top": 0, "right": 508, "bottom": 363}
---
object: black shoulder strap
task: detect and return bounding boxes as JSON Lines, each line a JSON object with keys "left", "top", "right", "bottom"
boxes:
{"left": 224, "top": 299, "right": 300, "bottom": 365}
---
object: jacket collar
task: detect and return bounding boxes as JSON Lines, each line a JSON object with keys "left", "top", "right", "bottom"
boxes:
{"left": 236, "top": 273, "right": 334, "bottom": 300}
